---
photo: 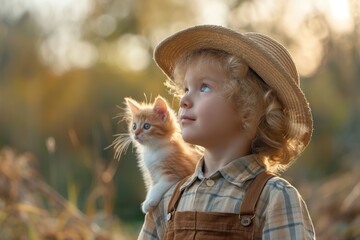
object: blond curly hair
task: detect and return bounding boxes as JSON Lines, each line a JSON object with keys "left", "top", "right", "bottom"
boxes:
{"left": 166, "top": 49, "right": 304, "bottom": 173}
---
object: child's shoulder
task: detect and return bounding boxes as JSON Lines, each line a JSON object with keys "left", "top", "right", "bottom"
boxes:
{"left": 255, "top": 175, "right": 307, "bottom": 216}
{"left": 263, "top": 175, "right": 303, "bottom": 199}
{"left": 256, "top": 175, "right": 315, "bottom": 238}
{"left": 266, "top": 176, "right": 293, "bottom": 190}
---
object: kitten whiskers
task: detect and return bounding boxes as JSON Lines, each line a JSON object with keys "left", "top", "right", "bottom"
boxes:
{"left": 110, "top": 133, "right": 132, "bottom": 160}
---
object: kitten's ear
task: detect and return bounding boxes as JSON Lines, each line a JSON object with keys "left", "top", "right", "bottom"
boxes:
{"left": 125, "top": 98, "right": 140, "bottom": 115}
{"left": 153, "top": 96, "right": 168, "bottom": 120}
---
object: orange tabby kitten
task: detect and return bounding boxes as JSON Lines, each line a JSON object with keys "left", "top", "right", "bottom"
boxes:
{"left": 112, "top": 96, "right": 199, "bottom": 213}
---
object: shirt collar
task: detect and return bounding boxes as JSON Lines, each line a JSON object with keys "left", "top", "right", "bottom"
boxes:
{"left": 180, "top": 154, "right": 266, "bottom": 190}
{"left": 180, "top": 158, "right": 204, "bottom": 190}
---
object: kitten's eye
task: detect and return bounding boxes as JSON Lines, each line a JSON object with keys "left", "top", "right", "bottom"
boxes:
{"left": 184, "top": 87, "right": 189, "bottom": 94}
{"left": 200, "top": 84, "right": 211, "bottom": 93}
{"left": 132, "top": 123, "right": 137, "bottom": 131}
{"left": 143, "top": 123, "right": 151, "bottom": 130}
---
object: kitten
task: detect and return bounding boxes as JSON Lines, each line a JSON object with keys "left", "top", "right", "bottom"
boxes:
{"left": 112, "top": 96, "right": 199, "bottom": 213}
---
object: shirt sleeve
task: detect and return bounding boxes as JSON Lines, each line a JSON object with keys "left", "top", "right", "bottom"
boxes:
{"left": 138, "top": 211, "right": 159, "bottom": 240}
{"left": 138, "top": 182, "right": 178, "bottom": 240}
{"left": 262, "top": 179, "right": 316, "bottom": 240}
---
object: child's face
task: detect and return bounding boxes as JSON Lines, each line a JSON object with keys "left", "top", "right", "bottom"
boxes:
{"left": 178, "top": 59, "right": 246, "bottom": 148}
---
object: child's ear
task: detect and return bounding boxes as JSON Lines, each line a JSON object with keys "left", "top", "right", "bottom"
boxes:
{"left": 153, "top": 96, "right": 168, "bottom": 120}
{"left": 125, "top": 97, "right": 140, "bottom": 116}
{"left": 240, "top": 110, "right": 259, "bottom": 138}
{"left": 240, "top": 110, "right": 251, "bottom": 130}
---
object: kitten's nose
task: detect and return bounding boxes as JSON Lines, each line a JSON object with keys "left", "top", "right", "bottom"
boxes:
{"left": 135, "top": 129, "right": 141, "bottom": 136}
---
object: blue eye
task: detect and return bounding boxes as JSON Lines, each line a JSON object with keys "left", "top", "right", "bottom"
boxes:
{"left": 200, "top": 84, "right": 211, "bottom": 93}
{"left": 143, "top": 123, "right": 151, "bottom": 130}
{"left": 132, "top": 123, "right": 137, "bottom": 130}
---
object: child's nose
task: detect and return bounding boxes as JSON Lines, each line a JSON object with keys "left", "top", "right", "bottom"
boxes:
{"left": 180, "top": 94, "right": 192, "bottom": 109}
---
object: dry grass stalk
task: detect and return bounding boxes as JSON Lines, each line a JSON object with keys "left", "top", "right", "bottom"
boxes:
{"left": 0, "top": 148, "right": 113, "bottom": 240}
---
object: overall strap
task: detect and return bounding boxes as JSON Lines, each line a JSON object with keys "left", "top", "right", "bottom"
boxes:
{"left": 167, "top": 177, "right": 190, "bottom": 214}
{"left": 239, "top": 171, "right": 275, "bottom": 226}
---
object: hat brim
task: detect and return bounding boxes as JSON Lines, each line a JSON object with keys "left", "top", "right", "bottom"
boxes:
{"left": 154, "top": 25, "right": 313, "bottom": 152}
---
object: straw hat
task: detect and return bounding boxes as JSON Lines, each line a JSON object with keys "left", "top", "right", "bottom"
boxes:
{"left": 154, "top": 25, "right": 313, "bottom": 152}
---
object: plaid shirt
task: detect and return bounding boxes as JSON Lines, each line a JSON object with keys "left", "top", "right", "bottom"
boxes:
{"left": 138, "top": 155, "right": 315, "bottom": 239}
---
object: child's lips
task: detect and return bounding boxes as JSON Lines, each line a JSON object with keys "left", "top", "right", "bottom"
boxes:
{"left": 180, "top": 115, "right": 195, "bottom": 123}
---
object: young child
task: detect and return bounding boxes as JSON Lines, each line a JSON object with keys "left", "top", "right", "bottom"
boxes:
{"left": 138, "top": 25, "right": 315, "bottom": 239}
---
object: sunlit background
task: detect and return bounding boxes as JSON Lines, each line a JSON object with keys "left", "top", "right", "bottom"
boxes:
{"left": 0, "top": 0, "right": 359, "bottom": 239}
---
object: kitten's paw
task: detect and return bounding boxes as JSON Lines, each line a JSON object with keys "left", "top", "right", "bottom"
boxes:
{"left": 141, "top": 199, "right": 159, "bottom": 213}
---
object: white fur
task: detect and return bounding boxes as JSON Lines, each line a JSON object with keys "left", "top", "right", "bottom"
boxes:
{"left": 141, "top": 176, "right": 176, "bottom": 213}
{"left": 137, "top": 144, "right": 176, "bottom": 213}
{"left": 142, "top": 145, "right": 172, "bottom": 173}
